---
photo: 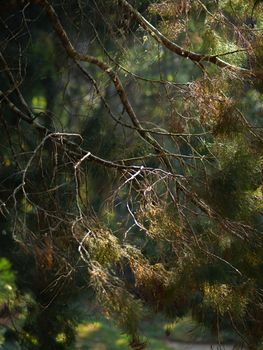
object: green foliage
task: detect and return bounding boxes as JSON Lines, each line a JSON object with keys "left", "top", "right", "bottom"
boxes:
{"left": 0, "top": 258, "right": 16, "bottom": 304}
{"left": 88, "top": 263, "right": 146, "bottom": 349}
{"left": 206, "top": 135, "right": 262, "bottom": 219}
{"left": 84, "top": 229, "right": 122, "bottom": 266}
{"left": 76, "top": 318, "right": 174, "bottom": 350}
{"left": 203, "top": 283, "right": 248, "bottom": 317}
{"left": 0, "top": 0, "right": 263, "bottom": 349}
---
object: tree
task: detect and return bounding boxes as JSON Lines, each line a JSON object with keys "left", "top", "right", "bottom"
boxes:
{"left": 0, "top": 0, "right": 262, "bottom": 349}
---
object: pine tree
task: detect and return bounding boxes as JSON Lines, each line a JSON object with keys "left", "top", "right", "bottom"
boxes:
{"left": 0, "top": 0, "right": 262, "bottom": 349}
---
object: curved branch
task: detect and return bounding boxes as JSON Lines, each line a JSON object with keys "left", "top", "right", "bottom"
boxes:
{"left": 119, "top": 0, "right": 253, "bottom": 76}
{"left": 32, "top": 0, "right": 169, "bottom": 158}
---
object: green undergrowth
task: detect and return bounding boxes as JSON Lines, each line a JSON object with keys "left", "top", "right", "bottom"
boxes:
{"left": 75, "top": 317, "right": 173, "bottom": 350}
{"left": 74, "top": 314, "right": 236, "bottom": 350}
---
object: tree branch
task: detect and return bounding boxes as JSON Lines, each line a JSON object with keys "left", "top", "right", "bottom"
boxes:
{"left": 119, "top": 0, "right": 253, "bottom": 76}
{"left": 33, "top": 0, "right": 172, "bottom": 168}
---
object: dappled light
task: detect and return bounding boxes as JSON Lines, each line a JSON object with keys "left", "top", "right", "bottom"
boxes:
{"left": 0, "top": 0, "right": 262, "bottom": 349}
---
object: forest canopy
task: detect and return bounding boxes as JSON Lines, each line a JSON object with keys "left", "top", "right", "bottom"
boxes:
{"left": 0, "top": 0, "right": 262, "bottom": 349}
